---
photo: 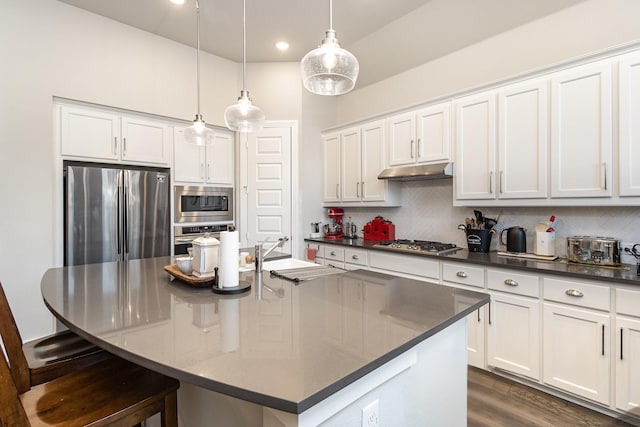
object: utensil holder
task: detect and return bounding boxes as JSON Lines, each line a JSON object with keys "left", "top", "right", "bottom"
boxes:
{"left": 466, "top": 229, "right": 492, "bottom": 253}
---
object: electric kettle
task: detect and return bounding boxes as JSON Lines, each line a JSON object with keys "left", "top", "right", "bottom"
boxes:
{"left": 500, "top": 227, "right": 527, "bottom": 253}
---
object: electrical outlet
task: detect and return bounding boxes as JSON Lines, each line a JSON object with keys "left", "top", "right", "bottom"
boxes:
{"left": 362, "top": 400, "right": 379, "bottom": 427}
{"left": 620, "top": 242, "right": 640, "bottom": 265}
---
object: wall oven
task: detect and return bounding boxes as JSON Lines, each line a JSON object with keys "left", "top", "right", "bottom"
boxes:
{"left": 174, "top": 224, "right": 229, "bottom": 255}
{"left": 174, "top": 186, "right": 233, "bottom": 224}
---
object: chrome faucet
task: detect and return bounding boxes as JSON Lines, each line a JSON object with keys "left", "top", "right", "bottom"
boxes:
{"left": 255, "top": 236, "right": 289, "bottom": 271}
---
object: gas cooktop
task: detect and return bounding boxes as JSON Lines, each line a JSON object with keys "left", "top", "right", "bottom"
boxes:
{"left": 375, "top": 239, "right": 461, "bottom": 256}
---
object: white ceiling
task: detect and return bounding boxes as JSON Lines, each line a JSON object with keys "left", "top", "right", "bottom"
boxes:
{"left": 56, "top": 0, "right": 586, "bottom": 88}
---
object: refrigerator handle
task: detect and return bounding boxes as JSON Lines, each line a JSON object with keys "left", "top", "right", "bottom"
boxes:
{"left": 123, "top": 171, "right": 129, "bottom": 257}
{"left": 116, "top": 171, "right": 122, "bottom": 256}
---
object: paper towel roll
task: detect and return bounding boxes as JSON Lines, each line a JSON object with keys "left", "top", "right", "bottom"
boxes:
{"left": 218, "top": 230, "right": 239, "bottom": 288}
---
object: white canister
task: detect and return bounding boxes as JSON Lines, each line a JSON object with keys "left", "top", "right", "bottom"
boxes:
{"left": 535, "top": 231, "right": 555, "bottom": 256}
{"left": 191, "top": 235, "right": 220, "bottom": 278}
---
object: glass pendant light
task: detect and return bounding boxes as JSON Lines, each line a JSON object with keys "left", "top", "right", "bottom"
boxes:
{"left": 300, "top": 0, "right": 359, "bottom": 96}
{"left": 184, "top": 0, "right": 214, "bottom": 145}
{"left": 224, "top": 0, "right": 265, "bottom": 133}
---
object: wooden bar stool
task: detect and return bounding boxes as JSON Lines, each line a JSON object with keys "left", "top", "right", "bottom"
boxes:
{"left": 0, "top": 281, "right": 111, "bottom": 393}
{"left": 0, "top": 346, "right": 179, "bottom": 426}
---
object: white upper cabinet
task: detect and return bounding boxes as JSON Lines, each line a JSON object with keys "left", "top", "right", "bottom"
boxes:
{"left": 60, "top": 104, "right": 170, "bottom": 166}
{"left": 173, "top": 127, "right": 234, "bottom": 186}
{"left": 322, "top": 132, "right": 341, "bottom": 203}
{"left": 454, "top": 92, "right": 496, "bottom": 200}
{"left": 323, "top": 120, "right": 399, "bottom": 206}
{"left": 497, "top": 79, "right": 549, "bottom": 199}
{"left": 416, "top": 103, "right": 451, "bottom": 163}
{"left": 550, "top": 60, "right": 612, "bottom": 198}
{"left": 618, "top": 51, "right": 640, "bottom": 197}
{"left": 387, "top": 102, "right": 451, "bottom": 167}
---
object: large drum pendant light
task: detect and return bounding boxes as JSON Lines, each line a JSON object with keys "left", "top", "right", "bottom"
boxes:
{"left": 300, "top": 0, "right": 359, "bottom": 96}
{"left": 184, "top": 0, "right": 214, "bottom": 145}
{"left": 224, "top": 0, "right": 265, "bottom": 133}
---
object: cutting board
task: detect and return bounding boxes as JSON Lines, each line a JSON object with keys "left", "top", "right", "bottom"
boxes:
{"left": 497, "top": 251, "right": 559, "bottom": 261}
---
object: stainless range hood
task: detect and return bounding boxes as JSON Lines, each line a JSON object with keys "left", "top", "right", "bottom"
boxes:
{"left": 378, "top": 162, "right": 453, "bottom": 181}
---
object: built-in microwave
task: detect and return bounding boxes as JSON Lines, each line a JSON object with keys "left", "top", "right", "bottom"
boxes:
{"left": 174, "top": 186, "right": 233, "bottom": 223}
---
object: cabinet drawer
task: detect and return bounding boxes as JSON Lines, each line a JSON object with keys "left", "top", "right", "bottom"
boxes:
{"left": 443, "top": 262, "right": 485, "bottom": 289}
{"left": 322, "top": 246, "right": 345, "bottom": 262}
{"left": 369, "top": 252, "right": 439, "bottom": 281}
{"left": 616, "top": 288, "right": 640, "bottom": 317}
{"left": 345, "top": 248, "right": 368, "bottom": 266}
{"left": 487, "top": 268, "right": 539, "bottom": 298}
{"left": 543, "top": 277, "right": 610, "bottom": 311}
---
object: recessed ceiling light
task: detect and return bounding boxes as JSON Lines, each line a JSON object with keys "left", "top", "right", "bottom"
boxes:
{"left": 170, "top": 0, "right": 185, "bottom": 4}
{"left": 275, "top": 41, "right": 289, "bottom": 51}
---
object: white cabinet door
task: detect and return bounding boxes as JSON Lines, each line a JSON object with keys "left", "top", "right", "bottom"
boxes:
{"left": 206, "top": 131, "right": 234, "bottom": 186}
{"left": 340, "top": 127, "right": 362, "bottom": 202}
{"left": 454, "top": 92, "right": 496, "bottom": 200}
{"left": 360, "top": 120, "right": 386, "bottom": 201}
{"left": 322, "top": 132, "right": 341, "bottom": 203}
{"left": 467, "top": 306, "right": 486, "bottom": 369}
{"left": 487, "top": 292, "right": 540, "bottom": 380}
{"left": 543, "top": 302, "right": 610, "bottom": 405}
{"left": 60, "top": 105, "right": 119, "bottom": 160}
{"left": 498, "top": 79, "right": 548, "bottom": 199}
{"left": 616, "top": 316, "right": 640, "bottom": 412}
{"left": 550, "top": 61, "right": 612, "bottom": 198}
{"left": 387, "top": 111, "right": 415, "bottom": 166}
{"left": 173, "top": 127, "right": 205, "bottom": 183}
{"left": 618, "top": 51, "right": 640, "bottom": 196}
{"left": 415, "top": 102, "right": 451, "bottom": 163}
{"left": 121, "top": 116, "right": 170, "bottom": 165}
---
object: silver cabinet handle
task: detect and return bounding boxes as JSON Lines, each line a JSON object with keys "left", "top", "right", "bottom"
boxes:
{"left": 207, "top": 163, "right": 211, "bottom": 180}
{"left": 489, "top": 171, "right": 494, "bottom": 194}
{"left": 456, "top": 271, "right": 467, "bottom": 278}
{"left": 330, "top": 251, "right": 336, "bottom": 256}
{"left": 417, "top": 138, "right": 422, "bottom": 158}
{"left": 356, "top": 182, "right": 360, "bottom": 198}
{"left": 504, "top": 279, "right": 518, "bottom": 286}
{"left": 565, "top": 289, "right": 584, "bottom": 297}
{"left": 499, "top": 171, "right": 504, "bottom": 194}
{"left": 352, "top": 254, "right": 359, "bottom": 260}
{"left": 602, "top": 324, "right": 605, "bottom": 356}
{"left": 336, "top": 183, "right": 339, "bottom": 199}
{"left": 361, "top": 181, "right": 365, "bottom": 198}
{"left": 603, "top": 162, "right": 608, "bottom": 191}
{"left": 410, "top": 139, "right": 414, "bottom": 158}
{"left": 123, "top": 137, "right": 127, "bottom": 156}
{"left": 114, "top": 137, "right": 118, "bottom": 155}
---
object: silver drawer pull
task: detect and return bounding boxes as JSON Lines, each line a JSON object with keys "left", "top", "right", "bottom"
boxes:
{"left": 352, "top": 255, "right": 359, "bottom": 260}
{"left": 565, "top": 289, "right": 584, "bottom": 297}
{"left": 330, "top": 251, "right": 336, "bottom": 256}
{"left": 504, "top": 279, "right": 518, "bottom": 286}
{"left": 456, "top": 271, "right": 468, "bottom": 278}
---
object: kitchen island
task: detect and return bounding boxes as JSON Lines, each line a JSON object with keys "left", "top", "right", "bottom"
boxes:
{"left": 41, "top": 256, "right": 488, "bottom": 426}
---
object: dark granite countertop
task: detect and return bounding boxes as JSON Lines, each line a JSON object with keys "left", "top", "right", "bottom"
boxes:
{"left": 40, "top": 256, "right": 488, "bottom": 414}
{"left": 305, "top": 238, "right": 640, "bottom": 286}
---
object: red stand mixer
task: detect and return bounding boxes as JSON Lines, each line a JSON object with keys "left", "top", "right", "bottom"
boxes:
{"left": 323, "top": 208, "right": 344, "bottom": 239}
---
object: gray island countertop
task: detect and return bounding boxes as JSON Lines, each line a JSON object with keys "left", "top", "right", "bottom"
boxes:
{"left": 41, "top": 256, "right": 488, "bottom": 414}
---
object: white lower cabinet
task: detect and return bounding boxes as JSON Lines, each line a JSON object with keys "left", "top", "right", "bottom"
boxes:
{"left": 443, "top": 262, "right": 486, "bottom": 369}
{"left": 487, "top": 269, "right": 540, "bottom": 380}
{"left": 543, "top": 277, "right": 611, "bottom": 405}
{"left": 615, "top": 288, "right": 640, "bottom": 412}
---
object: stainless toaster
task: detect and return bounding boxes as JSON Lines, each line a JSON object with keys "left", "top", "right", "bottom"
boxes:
{"left": 567, "top": 236, "right": 620, "bottom": 266}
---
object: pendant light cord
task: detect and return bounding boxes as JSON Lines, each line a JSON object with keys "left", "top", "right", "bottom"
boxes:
{"left": 329, "top": 0, "right": 333, "bottom": 31}
{"left": 195, "top": 0, "right": 202, "bottom": 116}
{"left": 242, "top": 0, "right": 247, "bottom": 91}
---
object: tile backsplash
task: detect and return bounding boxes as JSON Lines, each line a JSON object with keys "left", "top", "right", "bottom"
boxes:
{"left": 318, "top": 180, "right": 640, "bottom": 260}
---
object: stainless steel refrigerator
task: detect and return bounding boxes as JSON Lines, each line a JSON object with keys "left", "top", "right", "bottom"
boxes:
{"left": 64, "top": 162, "right": 171, "bottom": 266}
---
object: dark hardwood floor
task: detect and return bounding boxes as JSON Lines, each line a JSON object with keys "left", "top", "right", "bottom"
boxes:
{"left": 468, "top": 367, "right": 639, "bottom": 427}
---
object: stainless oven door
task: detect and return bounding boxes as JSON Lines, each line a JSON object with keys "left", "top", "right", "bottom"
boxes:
{"left": 174, "top": 186, "right": 233, "bottom": 223}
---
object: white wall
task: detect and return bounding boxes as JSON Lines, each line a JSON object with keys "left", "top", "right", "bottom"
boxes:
{"left": 335, "top": 0, "right": 640, "bottom": 123}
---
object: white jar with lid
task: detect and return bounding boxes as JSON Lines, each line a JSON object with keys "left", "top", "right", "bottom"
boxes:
{"left": 191, "top": 235, "right": 220, "bottom": 278}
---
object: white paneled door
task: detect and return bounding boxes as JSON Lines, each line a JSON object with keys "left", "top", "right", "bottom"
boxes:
{"left": 240, "top": 124, "right": 293, "bottom": 255}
